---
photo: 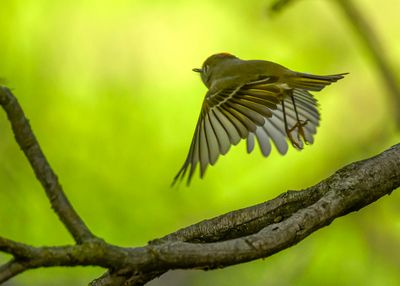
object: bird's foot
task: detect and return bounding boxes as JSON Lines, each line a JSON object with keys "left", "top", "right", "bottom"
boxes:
{"left": 287, "top": 119, "right": 309, "bottom": 149}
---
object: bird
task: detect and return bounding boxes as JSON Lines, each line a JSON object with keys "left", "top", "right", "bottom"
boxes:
{"left": 172, "top": 53, "right": 347, "bottom": 186}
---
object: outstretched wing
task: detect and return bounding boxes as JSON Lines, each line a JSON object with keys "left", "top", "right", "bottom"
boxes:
{"left": 246, "top": 88, "right": 320, "bottom": 156}
{"left": 172, "top": 76, "right": 281, "bottom": 186}
{"left": 172, "top": 72, "right": 345, "bottom": 186}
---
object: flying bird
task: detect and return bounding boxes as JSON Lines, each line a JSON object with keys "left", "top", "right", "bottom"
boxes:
{"left": 172, "top": 53, "right": 347, "bottom": 186}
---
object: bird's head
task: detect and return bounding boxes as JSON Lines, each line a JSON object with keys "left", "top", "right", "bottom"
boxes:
{"left": 193, "top": 53, "right": 238, "bottom": 87}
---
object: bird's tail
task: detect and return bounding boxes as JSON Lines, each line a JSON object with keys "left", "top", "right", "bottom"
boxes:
{"left": 288, "top": 72, "right": 348, "bottom": 91}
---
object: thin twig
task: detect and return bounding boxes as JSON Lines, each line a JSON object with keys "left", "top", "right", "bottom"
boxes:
{"left": 0, "top": 86, "right": 96, "bottom": 244}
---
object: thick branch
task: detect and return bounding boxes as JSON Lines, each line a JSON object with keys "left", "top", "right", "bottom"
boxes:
{"left": 94, "top": 143, "right": 400, "bottom": 285}
{"left": 0, "top": 237, "right": 36, "bottom": 258}
{"left": 0, "top": 87, "right": 399, "bottom": 286}
{"left": 0, "top": 138, "right": 398, "bottom": 284}
{"left": 0, "top": 87, "right": 95, "bottom": 243}
{"left": 0, "top": 260, "right": 26, "bottom": 283}
{"left": 151, "top": 187, "right": 324, "bottom": 244}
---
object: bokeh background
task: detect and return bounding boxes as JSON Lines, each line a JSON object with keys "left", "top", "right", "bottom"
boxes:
{"left": 0, "top": 0, "right": 399, "bottom": 285}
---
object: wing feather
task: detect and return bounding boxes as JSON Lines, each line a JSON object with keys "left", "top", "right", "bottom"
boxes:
{"left": 255, "top": 126, "right": 272, "bottom": 157}
{"left": 220, "top": 104, "right": 257, "bottom": 134}
{"left": 218, "top": 106, "right": 249, "bottom": 138}
{"left": 198, "top": 117, "right": 209, "bottom": 177}
{"left": 230, "top": 97, "right": 273, "bottom": 118}
{"left": 173, "top": 73, "right": 330, "bottom": 185}
{"left": 262, "top": 114, "right": 289, "bottom": 155}
{"left": 247, "top": 132, "right": 255, "bottom": 153}
{"left": 187, "top": 123, "right": 200, "bottom": 183}
{"left": 212, "top": 108, "right": 241, "bottom": 145}
{"left": 236, "top": 95, "right": 278, "bottom": 110}
{"left": 208, "top": 110, "right": 231, "bottom": 154}
{"left": 224, "top": 101, "right": 266, "bottom": 126}
{"left": 204, "top": 112, "right": 220, "bottom": 165}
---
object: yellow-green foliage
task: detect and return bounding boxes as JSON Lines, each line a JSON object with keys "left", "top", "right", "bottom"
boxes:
{"left": 0, "top": 0, "right": 399, "bottom": 285}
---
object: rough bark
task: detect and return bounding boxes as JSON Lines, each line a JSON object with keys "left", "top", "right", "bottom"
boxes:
{"left": 0, "top": 86, "right": 399, "bottom": 285}
{"left": 0, "top": 87, "right": 95, "bottom": 244}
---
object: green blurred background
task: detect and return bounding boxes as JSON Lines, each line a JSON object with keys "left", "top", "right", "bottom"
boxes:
{"left": 0, "top": 0, "right": 399, "bottom": 285}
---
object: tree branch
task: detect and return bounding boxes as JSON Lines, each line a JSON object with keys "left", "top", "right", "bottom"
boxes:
{"left": 0, "top": 86, "right": 399, "bottom": 285}
{"left": 0, "top": 260, "right": 26, "bottom": 283}
{"left": 0, "top": 237, "right": 36, "bottom": 258}
{"left": 151, "top": 187, "right": 324, "bottom": 244}
{"left": 81, "top": 144, "right": 400, "bottom": 285}
{"left": 0, "top": 86, "right": 95, "bottom": 244}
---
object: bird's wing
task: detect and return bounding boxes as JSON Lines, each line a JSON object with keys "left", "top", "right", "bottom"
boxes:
{"left": 246, "top": 88, "right": 320, "bottom": 156}
{"left": 172, "top": 76, "right": 320, "bottom": 186}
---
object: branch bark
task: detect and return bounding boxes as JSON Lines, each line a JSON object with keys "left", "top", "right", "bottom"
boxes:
{"left": 0, "top": 87, "right": 95, "bottom": 244}
{"left": 0, "top": 86, "right": 399, "bottom": 286}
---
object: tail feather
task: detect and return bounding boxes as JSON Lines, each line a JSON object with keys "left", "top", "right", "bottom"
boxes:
{"left": 289, "top": 72, "right": 348, "bottom": 91}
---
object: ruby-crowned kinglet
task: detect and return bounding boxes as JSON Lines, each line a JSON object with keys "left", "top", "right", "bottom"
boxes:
{"left": 173, "top": 53, "right": 347, "bottom": 186}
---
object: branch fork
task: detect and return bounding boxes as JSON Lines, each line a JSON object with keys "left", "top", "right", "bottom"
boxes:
{"left": 0, "top": 85, "right": 399, "bottom": 286}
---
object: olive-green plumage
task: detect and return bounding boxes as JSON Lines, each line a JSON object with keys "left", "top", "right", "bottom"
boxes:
{"left": 173, "top": 53, "right": 347, "bottom": 186}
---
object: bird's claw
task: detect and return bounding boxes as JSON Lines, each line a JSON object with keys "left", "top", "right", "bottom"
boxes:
{"left": 286, "top": 119, "right": 309, "bottom": 149}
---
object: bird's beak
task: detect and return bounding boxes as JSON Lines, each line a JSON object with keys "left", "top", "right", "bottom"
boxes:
{"left": 192, "top": 68, "right": 202, "bottom": 73}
